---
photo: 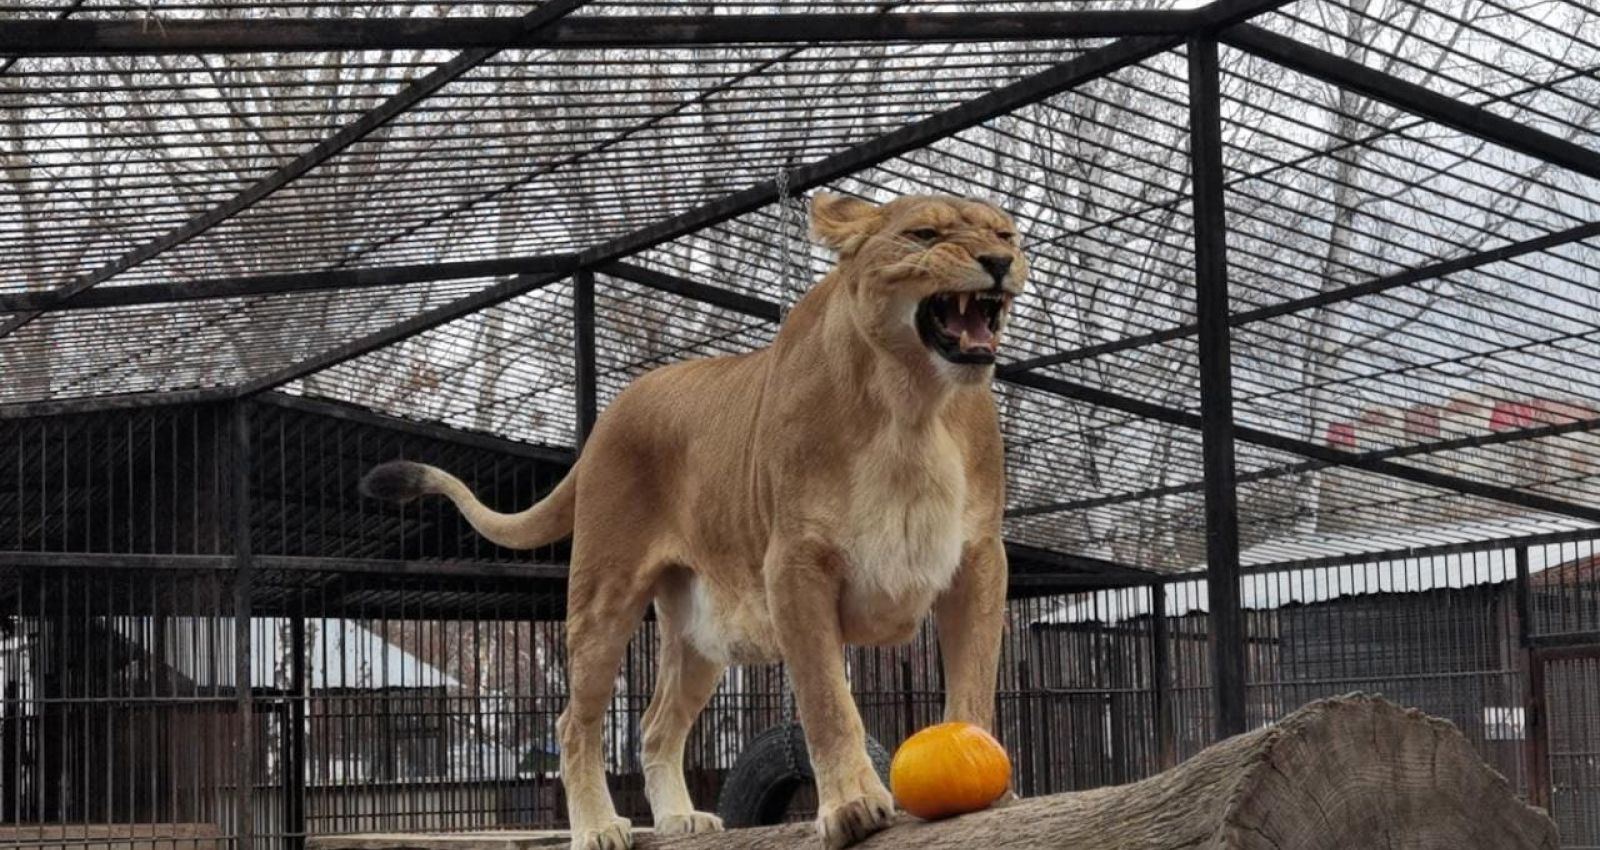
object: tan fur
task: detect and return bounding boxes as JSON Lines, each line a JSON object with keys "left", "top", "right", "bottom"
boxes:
{"left": 377, "top": 194, "right": 1026, "bottom": 850}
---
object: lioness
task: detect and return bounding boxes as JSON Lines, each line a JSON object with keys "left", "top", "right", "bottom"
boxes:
{"left": 361, "top": 193, "right": 1026, "bottom": 850}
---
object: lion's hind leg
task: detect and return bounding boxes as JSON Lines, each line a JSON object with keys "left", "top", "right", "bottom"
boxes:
{"left": 641, "top": 573, "right": 726, "bottom": 836}
{"left": 559, "top": 540, "right": 657, "bottom": 850}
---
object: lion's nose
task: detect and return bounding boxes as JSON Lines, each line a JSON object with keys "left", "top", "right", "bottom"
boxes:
{"left": 977, "top": 255, "right": 1012, "bottom": 286}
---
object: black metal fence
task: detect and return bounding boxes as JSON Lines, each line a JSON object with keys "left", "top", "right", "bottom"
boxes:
{"left": 2, "top": 399, "right": 1598, "bottom": 850}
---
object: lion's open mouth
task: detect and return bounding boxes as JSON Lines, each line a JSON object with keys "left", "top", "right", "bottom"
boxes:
{"left": 916, "top": 290, "right": 1012, "bottom": 365}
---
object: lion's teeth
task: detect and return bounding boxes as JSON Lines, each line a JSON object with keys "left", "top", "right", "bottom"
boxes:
{"left": 957, "top": 292, "right": 971, "bottom": 315}
{"left": 960, "top": 330, "right": 972, "bottom": 350}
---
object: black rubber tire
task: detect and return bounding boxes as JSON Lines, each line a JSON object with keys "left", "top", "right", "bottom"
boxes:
{"left": 715, "top": 722, "right": 893, "bottom": 828}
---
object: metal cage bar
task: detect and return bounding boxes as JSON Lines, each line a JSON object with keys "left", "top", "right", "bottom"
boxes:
{"left": 230, "top": 400, "right": 257, "bottom": 850}
{"left": 0, "top": 12, "right": 1214, "bottom": 56}
{"left": 1187, "top": 37, "right": 1247, "bottom": 738}
{"left": 573, "top": 269, "right": 598, "bottom": 451}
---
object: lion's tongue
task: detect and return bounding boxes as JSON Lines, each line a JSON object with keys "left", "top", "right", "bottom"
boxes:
{"left": 945, "top": 302, "right": 995, "bottom": 353}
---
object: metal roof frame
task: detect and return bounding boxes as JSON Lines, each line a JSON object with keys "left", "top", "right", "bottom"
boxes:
{"left": 0, "top": 0, "right": 592, "bottom": 337}
{"left": 225, "top": 24, "right": 1206, "bottom": 394}
{"left": 3, "top": 0, "right": 1593, "bottom": 532}
{"left": 1, "top": 12, "right": 1215, "bottom": 56}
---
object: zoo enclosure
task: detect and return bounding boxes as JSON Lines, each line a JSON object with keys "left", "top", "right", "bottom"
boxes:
{"left": 1, "top": 0, "right": 1599, "bottom": 848}
{"left": 2, "top": 398, "right": 1597, "bottom": 848}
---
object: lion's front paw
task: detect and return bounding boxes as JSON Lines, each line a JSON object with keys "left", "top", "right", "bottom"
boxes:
{"left": 569, "top": 817, "right": 632, "bottom": 850}
{"left": 654, "top": 811, "right": 723, "bottom": 836}
{"left": 815, "top": 789, "right": 895, "bottom": 849}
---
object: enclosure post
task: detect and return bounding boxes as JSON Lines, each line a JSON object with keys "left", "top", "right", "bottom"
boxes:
{"left": 230, "top": 400, "right": 257, "bottom": 850}
{"left": 1149, "top": 582, "right": 1175, "bottom": 769}
{"left": 2, "top": 681, "right": 17, "bottom": 822}
{"left": 574, "top": 269, "right": 598, "bottom": 450}
{"left": 1526, "top": 648, "right": 1550, "bottom": 810}
{"left": 1516, "top": 546, "right": 1549, "bottom": 808}
{"left": 1515, "top": 545, "right": 1532, "bottom": 649}
{"left": 1187, "top": 37, "right": 1247, "bottom": 739}
{"left": 900, "top": 657, "right": 916, "bottom": 743}
{"left": 1017, "top": 658, "right": 1034, "bottom": 796}
{"left": 285, "top": 613, "right": 307, "bottom": 850}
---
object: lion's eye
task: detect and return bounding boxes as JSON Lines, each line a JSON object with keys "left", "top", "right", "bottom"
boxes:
{"left": 907, "top": 228, "right": 940, "bottom": 242}
{"left": 996, "top": 230, "right": 1017, "bottom": 242}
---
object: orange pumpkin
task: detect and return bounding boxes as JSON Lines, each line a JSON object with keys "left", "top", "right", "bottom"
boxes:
{"left": 889, "top": 722, "right": 1011, "bottom": 820}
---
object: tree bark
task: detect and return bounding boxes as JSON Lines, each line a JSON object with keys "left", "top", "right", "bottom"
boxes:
{"left": 642, "top": 694, "right": 1557, "bottom": 850}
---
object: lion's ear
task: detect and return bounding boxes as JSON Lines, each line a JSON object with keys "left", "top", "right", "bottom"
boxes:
{"left": 809, "top": 193, "right": 880, "bottom": 254}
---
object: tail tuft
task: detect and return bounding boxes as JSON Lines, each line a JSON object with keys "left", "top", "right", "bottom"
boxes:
{"left": 358, "top": 457, "right": 576, "bottom": 548}
{"left": 360, "top": 460, "right": 432, "bottom": 503}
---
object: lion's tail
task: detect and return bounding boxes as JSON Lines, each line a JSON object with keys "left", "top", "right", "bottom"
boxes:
{"left": 359, "top": 459, "right": 576, "bottom": 550}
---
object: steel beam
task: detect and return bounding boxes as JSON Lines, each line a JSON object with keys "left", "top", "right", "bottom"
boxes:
{"left": 1002, "top": 218, "right": 1600, "bottom": 376}
{"left": 0, "top": 531, "right": 1146, "bottom": 588}
{"left": 1526, "top": 645, "right": 1552, "bottom": 810}
{"left": 1009, "top": 410, "right": 1600, "bottom": 519}
{"left": 1530, "top": 633, "right": 1600, "bottom": 651}
{"left": 0, "top": 551, "right": 235, "bottom": 570}
{"left": 1008, "top": 574, "right": 1160, "bottom": 592}
{"left": 573, "top": 269, "right": 598, "bottom": 450}
{"left": 1224, "top": 24, "right": 1600, "bottom": 182}
{"left": 1, "top": 12, "right": 1211, "bottom": 56}
{"left": 0, "top": 0, "right": 80, "bottom": 74}
{"left": 0, "top": 0, "right": 590, "bottom": 340}
{"left": 604, "top": 261, "right": 782, "bottom": 322}
{"left": 1233, "top": 424, "right": 1600, "bottom": 526}
{"left": 1516, "top": 546, "right": 1532, "bottom": 649}
{"left": 258, "top": 552, "right": 1143, "bottom": 587}
{"left": 233, "top": 270, "right": 569, "bottom": 396}
{"left": 1188, "top": 38, "right": 1248, "bottom": 739}
{"left": 285, "top": 613, "right": 307, "bottom": 850}
{"left": 0, "top": 254, "right": 580, "bottom": 313}
{"left": 1150, "top": 583, "right": 1176, "bottom": 769}
{"left": 1004, "top": 541, "right": 1163, "bottom": 584}
{"left": 255, "top": 392, "right": 575, "bottom": 463}
{"left": 1008, "top": 370, "right": 1600, "bottom": 526}
{"left": 0, "top": 550, "right": 571, "bottom": 581}
{"left": 1253, "top": 496, "right": 1564, "bottom": 564}
{"left": 1008, "top": 478, "right": 1210, "bottom": 519}
{"left": 1252, "top": 526, "right": 1600, "bottom": 575}
{"left": 230, "top": 399, "right": 256, "bottom": 850}
{"left": 254, "top": 554, "right": 570, "bottom": 582}
{"left": 0, "top": 386, "right": 236, "bottom": 419}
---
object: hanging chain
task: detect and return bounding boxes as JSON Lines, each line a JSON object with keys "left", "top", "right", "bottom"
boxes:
{"left": 781, "top": 662, "right": 802, "bottom": 778}
{"left": 774, "top": 164, "right": 806, "bottom": 324}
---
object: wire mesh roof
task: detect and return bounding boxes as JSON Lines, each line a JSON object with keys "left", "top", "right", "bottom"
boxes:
{"left": 3, "top": 0, "right": 1598, "bottom": 578}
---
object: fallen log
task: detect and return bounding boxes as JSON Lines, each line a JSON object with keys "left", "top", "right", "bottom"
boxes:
{"left": 641, "top": 694, "right": 1557, "bottom": 849}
